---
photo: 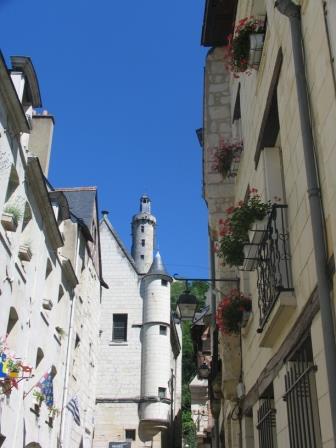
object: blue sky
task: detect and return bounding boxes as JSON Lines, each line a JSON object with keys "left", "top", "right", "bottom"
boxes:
{"left": 0, "top": 0, "right": 209, "bottom": 278}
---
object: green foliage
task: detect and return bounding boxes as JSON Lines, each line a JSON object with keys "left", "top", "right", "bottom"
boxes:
{"left": 171, "top": 281, "right": 209, "bottom": 447}
{"left": 216, "top": 291, "right": 252, "bottom": 334}
{"left": 33, "top": 389, "right": 44, "bottom": 403}
{"left": 4, "top": 204, "right": 22, "bottom": 225}
{"left": 217, "top": 193, "right": 272, "bottom": 266}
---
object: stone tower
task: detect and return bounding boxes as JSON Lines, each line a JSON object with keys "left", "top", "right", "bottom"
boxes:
{"left": 140, "top": 252, "right": 173, "bottom": 438}
{"left": 131, "top": 194, "right": 156, "bottom": 273}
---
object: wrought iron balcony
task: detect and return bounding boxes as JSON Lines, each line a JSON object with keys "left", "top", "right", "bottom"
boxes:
{"left": 256, "top": 204, "right": 294, "bottom": 332}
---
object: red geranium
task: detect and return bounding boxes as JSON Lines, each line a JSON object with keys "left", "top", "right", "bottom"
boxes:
{"left": 216, "top": 290, "right": 252, "bottom": 334}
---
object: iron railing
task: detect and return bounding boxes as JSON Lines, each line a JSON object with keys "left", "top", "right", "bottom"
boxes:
{"left": 257, "top": 399, "right": 277, "bottom": 448}
{"left": 283, "top": 337, "right": 321, "bottom": 448}
{"left": 256, "top": 204, "right": 294, "bottom": 331}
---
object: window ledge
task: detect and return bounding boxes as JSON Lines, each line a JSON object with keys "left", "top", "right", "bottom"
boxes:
{"left": 109, "top": 342, "right": 128, "bottom": 346}
{"left": 258, "top": 291, "right": 297, "bottom": 348}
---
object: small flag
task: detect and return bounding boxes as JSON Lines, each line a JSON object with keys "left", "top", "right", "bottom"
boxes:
{"left": 66, "top": 396, "right": 80, "bottom": 426}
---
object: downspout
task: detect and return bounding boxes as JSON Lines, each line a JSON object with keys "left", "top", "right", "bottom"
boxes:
{"left": 275, "top": 0, "right": 336, "bottom": 441}
{"left": 59, "top": 230, "right": 80, "bottom": 447}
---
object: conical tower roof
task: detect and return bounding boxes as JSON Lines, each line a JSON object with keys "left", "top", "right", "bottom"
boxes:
{"left": 147, "top": 252, "right": 172, "bottom": 280}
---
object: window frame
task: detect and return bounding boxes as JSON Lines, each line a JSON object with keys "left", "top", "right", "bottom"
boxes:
{"left": 125, "top": 429, "right": 136, "bottom": 441}
{"left": 159, "top": 325, "right": 167, "bottom": 335}
{"left": 112, "top": 314, "right": 128, "bottom": 342}
{"left": 158, "top": 387, "right": 166, "bottom": 399}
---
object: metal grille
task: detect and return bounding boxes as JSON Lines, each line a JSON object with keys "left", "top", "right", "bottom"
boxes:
{"left": 256, "top": 204, "right": 294, "bottom": 331}
{"left": 283, "top": 338, "right": 321, "bottom": 448}
{"left": 257, "top": 399, "right": 277, "bottom": 448}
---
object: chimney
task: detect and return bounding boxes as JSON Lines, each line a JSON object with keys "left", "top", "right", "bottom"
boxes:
{"left": 28, "top": 112, "right": 55, "bottom": 176}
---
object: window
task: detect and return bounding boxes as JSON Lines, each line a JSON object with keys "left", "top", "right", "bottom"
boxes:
{"left": 112, "top": 314, "right": 128, "bottom": 342}
{"left": 141, "top": 225, "right": 144, "bottom": 233}
{"left": 161, "top": 279, "right": 168, "bottom": 287}
{"left": 257, "top": 384, "right": 277, "bottom": 448}
{"left": 140, "top": 255, "right": 144, "bottom": 260}
{"left": 141, "top": 239, "right": 145, "bottom": 247}
{"left": 158, "top": 387, "right": 166, "bottom": 399}
{"left": 160, "top": 325, "right": 167, "bottom": 335}
{"left": 283, "top": 336, "right": 321, "bottom": 447}
{"left": 125, "top": 429, "right": 136, "bottom": 441}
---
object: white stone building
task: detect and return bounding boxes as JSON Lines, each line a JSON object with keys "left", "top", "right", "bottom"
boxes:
{"left": 198, "top": 0, "right": 336, "bottom": 446}
{"left": 0, "top": 52, "right": 104, "bottom": 448}
{"left": 94, "top": 196, "right": 182, "bottom": 448}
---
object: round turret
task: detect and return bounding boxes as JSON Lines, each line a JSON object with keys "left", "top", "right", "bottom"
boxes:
{"left": 140, "top": 252, "right": 173, "bottom": 436}
{"left": 131, "top": 195, "right": 156, "bottom": 274}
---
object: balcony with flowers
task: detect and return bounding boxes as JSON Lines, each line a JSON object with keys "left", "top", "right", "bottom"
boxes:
{"left": 225, "top": 16, "right": 266, "bottom": 77}
{"left": 214, "top": 190, "right": 295, "bottom": 345}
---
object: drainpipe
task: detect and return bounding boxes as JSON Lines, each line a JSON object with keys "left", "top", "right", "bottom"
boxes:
{"left": 59, "top": 230, "right": 80, "bottom": 447}
{"left": 275, "top": 0, "right": 336, "bottom": 441}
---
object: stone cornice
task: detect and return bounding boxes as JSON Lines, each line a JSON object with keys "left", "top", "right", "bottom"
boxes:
{"left": 26, "top": 156, "right": 63, "bottom": 250}
{"left": 0, "top": 51, "right": 30, "bottom": 134}
{"left": 11, "top": 56, "right": 42, "bottom": 108}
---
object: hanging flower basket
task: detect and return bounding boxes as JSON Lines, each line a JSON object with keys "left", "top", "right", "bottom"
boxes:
{"left": 225, "top": 17, "right": 265, "bottom": 76}
{"left": 217, "top": 189, "right": 272, "bottom": 266}
{"left": 212, "top": 140, "right": 243, "bottom": 178}
{"left": 216, "top": 290, "right": 252, "bottom": 334}
{"left": 0, "top": 337, "right": 33, "bottom": 395}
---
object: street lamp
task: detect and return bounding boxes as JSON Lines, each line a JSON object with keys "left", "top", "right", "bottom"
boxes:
{"left": 174, "top": 275, "right": 239, "bottom": 321}
{"left": 198, "top": 361, "right": 210, "bottom": 379}
{"left": 176, "top": 290, "right": 198, "bottom": 321}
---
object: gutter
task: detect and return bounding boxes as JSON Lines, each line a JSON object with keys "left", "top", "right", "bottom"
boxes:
{"left": 275, "top": 0, "right": 336, "bottom": 440}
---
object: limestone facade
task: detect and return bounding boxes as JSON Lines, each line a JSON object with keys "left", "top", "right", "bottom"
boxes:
{"left": 94, "top": 198, "right": 182, "bottom": 448}
{"left": 199, "top": 0, "right": 336, "bottom": 447}
{"left": 0, "top": 53, "right": 103, "bottom": 447}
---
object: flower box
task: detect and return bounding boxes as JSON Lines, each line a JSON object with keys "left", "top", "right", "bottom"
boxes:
{"left": 212, "top": 141, "right": 243, "bottom": 178}
{"left": 226, "top": 17, "right": 265, "bottom": 75}
{"left": 216, "top": 290, "right": 252, "bottom": 334}
{"left": 18, "top": 245, "right": 32, "bottom": 262}
{"left": 242, "top": 244, "right": 258, "bottom": 271}
{"left": 242, "top": 217, "right": 268, "bottom": 270}
{"left": 248, "top": 216, "right": 268, "bottom": 244}
{"left": 1, "top": 212, "right": 17, "bottom": 232}
{"left": 248, "top": 33, "right": 264, "bottom": 69}
{"left": 42, "top": 299, "right": 53, "bottom": 310}
{"left": 241, "top": 311, "right": 251, "bottom": 328}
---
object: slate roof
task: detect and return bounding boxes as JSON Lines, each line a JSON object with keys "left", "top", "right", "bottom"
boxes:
{"left": 56, "top": 187, "right": 97, "bottom": 241}
{"left": 147, "top": 252, "right": 172, "bottom": 279}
